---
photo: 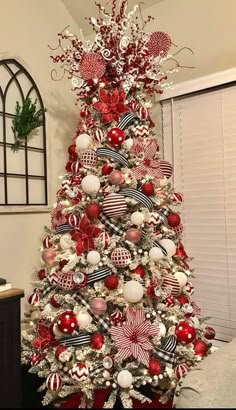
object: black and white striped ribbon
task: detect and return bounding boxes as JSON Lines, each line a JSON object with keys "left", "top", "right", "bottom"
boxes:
{"left": 140, "top": 230, "right": 168, "bottom": 256}
{"left": 87, "top": 265, "right": 112, "bottom": 285}
{"left": 55, "top": 224, "right": 73, "bottom": 234}
{"left": 100, "top": 213, "right": 125, "bottom": 236}
{"left": 60, "top": 332, "right": 91, "bottom": 347}
{"left": 116, "top": 112, "right": 140, "bottom": 130}
{"left": 120, "top": 188, "right": 153, "bottom": 210}
{"left": 96, "top": 148, "right": 128, "bottom": 167}
{"left": 74, "top": 294, "right": 110, "bottom": 332}
{"left": 162, "top": 335, "right": 177, "bottom": 353}
{"left": 89, "top": 364, "right": 104, "bottom": 377}
{"left": 152, "top": 335, "right": 177, "bottom": 365}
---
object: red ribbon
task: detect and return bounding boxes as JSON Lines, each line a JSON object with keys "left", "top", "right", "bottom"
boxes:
{"left": 131, "top": 139, "right": 164, "bottom": 184}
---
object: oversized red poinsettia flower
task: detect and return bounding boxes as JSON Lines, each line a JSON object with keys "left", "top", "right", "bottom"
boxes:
{"left": 110, "top": 307, "right": 159, "bottom": 366}
{"left": 71, "top": 215, "right": 102, "bottom": 256}
{"left": 51, "top": 204, "right": 67, "bottom": 230}
{"left": 31, "top": 320, "right": 58, "bottom": 351}
{"left": 92, "top": 88, "right": 130, "bottom": 123}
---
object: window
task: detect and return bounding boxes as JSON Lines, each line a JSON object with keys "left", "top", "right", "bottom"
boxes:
{"left": 0, "top": 59, "right": 47, "bottom": 206}
{"left": 161, "top": 69, "right": 236, "bottom": 346}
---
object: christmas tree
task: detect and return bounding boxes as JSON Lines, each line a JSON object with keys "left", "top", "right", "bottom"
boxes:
{"left": 21, "top": 1, "right": 215, "bottom": 408}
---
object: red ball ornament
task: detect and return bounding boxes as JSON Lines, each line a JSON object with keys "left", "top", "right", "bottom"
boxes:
{"left": 91, "top": 333, "right": 104, "bottom": 349}
{"left": 132, "top": 265, "right": 145, "bottom": 278}
{"left": 69, "top": 152, "right": 78, "bottom": 162}
{"left": 193, "top": 339, "right": 208, "bottom": 357}
{"left": 101, "top": 163, "right": 113, "bottom": 175}
{"left": 27, "top": 292, "right": 40, "bottom": 305}
{"left": 177, "top": 295, "right": 189, "bottom": 306}
{"left": 30, "top": 353, "right": 40, "bottom": 366}
{"left": 125, "top": 228, "right": 141, "bottom": 244}
{"left": 104, "top": 275, "right": 119, "bottom": 290}
{"left": 46, "top": 373, "right": 62, "bottom": 392}
{"left": 203, "top": 326, "right": 216, "bottom": 340}
{"left": 175, "top": 321, "right": 196, "bottom": 344}
{"left": 38, "top": 269, "right": 46, "bottom": 280}
{"left": 90, "top": 298, "right": 107, "bottom": 315}
{"left": 107, "top": 128, "right": 125, "bottom": 147}
{"left": 57, "top": 311, "right": 78, "bottom": 334}
{"left": 165, "top": 295, "right": 175, "bottom": 307}
{"left": 41, "top": 249, "right": 56, "bottom": 266}
{"left": 167, "top": 212, "right": 181, "bottom": 227}
{"left": 141, "top": 182, "right": 155, "bottom": 196}
{"left": 108, "top": 170, "right": 125, "bottom": 186}
{"left": 71, "top": 176, "right": 82, "bottom": 185}
{"left": 65, "top": 161, "right": 73, "bottom": 172}
{"left": 148, "top": 358, "right": 161, "bottom": 376}
{"left": 50, "top": 295, "right": 61, "bottom": 308}
{"left": 71, "top": 161, "right": 81, "bottom": 173}
{"left": 55, "top": 346, "right": 67, "bottom": 361}
{"left": 85, "top": 203, "right": 101, "bottom": 219}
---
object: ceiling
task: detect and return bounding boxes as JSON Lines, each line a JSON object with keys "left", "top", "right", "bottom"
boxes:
{"left": 61, "top": 0, "right": 164, "bottom": 35}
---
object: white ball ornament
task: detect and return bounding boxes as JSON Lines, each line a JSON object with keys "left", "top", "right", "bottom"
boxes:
{"left": 158, "top": 322, "right": 167, "bottom": 337}
{"left": 81, "top": 175, "right": 100, "bottom": 195}
{"left": 117, "top": 370, "right": 133, "bottom": 388}
{"left": 174, "top": 271, "right": 188, "bottom": 288}
{"left": 87, "top": 250, "right": 101, "bottom": 265}
{"left": 60, "top": 233, "right": 73, "bottom": 250}
{"left": 159, "top": 239, "right": 176, "bottom": 257}
{"left": 131, "top": 211, "right": 145, "bottom": 226}
{"left": 123, "top": 138, "right": 134, "bottom": 150}
{"left": 149, "top": 247, "right": 164, "bottom": 262}
{"left": 52, "top": 324, "right": 64, "bottom": 339}
{"left": 123, "top": 280, "right": 144, "bottom": 303}
{"left": 76, "top": 310, "right": 92, "bottom": 329}
{"left": 75, "top": 133, "right": 92, "bottom": 151}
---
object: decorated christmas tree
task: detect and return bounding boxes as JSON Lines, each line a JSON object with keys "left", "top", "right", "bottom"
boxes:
{"left": 21, "top": 1, "right": 215, "bottom": 408}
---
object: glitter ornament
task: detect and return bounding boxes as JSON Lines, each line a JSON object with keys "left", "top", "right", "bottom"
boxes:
{"left": 123, "top": 280, "right": 144, "bottom": 303}
{"left": 111, "top": 247, "right": 131, "bottom": 267}
{"left": 90, "top": 298, "right": 107, "bottom": 315}
{"left": 147, "top": 31, "right": 172, "bottom": 57}
{"left": 104, "top": 275, "right": 119, "bottom": 290}
{"left": 141, "top": 182, "right": 155, "bottom": 196}
{"left": 81, "top": 175, "right": 100, "bottom": 194}
{"left": 76, "top": 310, "right": 92, "bottom": 329}
{"left": 107, "top": 128, "right": 125, "bottom": 147}
{"left": 167, "top": 212, "right": 181, "bottom": 227}
{"left": 76, "top": 133, "right": 92, "bottom": 151}
{"left": 91, "top": 333, "right": 104, "bottom": 349}
{"left": 70, "top": 363, "right": 89, "bottom": 381}
{"left": 101, "top": 163, "right": 113, "bottom": 175}
{"left": 85, "top": 203, "right": 101, "bottom": 219}
{"left": 87, "top": 250, "right": 101, "bottom": 265}
{"left": 103, "top": 193, "right": 127, "bottom": 218}
{"left": 117, "top": 370, "right": 133, "bottom": 388}
{"left": 79, "top": 52, "right": 106, "bottom": 80}
{"left": 203, "top": 326, "right": 216, "bottom": 340}
{"left": 130, "top": 211, "right": 144, "bottom": 226}
{"left": 30, "top": 353, "right": 40, "bottom": 366}
{"left": 149, "top": 358, "right": 161, "bottom": 376}
{"left": 175, "top": 321, "right": 196, "bottom": 344}
{"left": 46, "top": 373, "right": 62, "bottom": 392}
{"left": 41, "top": 249, "right": 56, "bottom": 265}
{"left": 80, "top": 149, "right": 97, "bottom": 167}
{"left": 38, "top": 269, "right": 46, "bottom": 280}
{"left": 108, "top": 170, "right": 125, "bottom": 186}
{"left": 131, "top": 265, "right": 145, "bottom": 278}
{"left": 57, "top": 311, "right": 78, "bottom": 334}
{"left": 193, "top": 339, "right": 208, "bottom": 357}
{"left": 125, "top": 228, "right": 141, "bottom": 243}
{"left": 159, "top": 239, "right": 176, "bottom": 257}
{"left": 68, "top": 144, "right": 76, "bottom": 155}
{"left": 149, "top": 247, "right": 164, "bottom": 262}
{"left": 103, "top": 356, "right": 113, "bottom": 369}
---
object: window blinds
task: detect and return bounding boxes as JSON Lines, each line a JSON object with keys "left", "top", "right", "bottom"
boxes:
{"left": 162, "top": 84, "right": 236, "bottom": 343}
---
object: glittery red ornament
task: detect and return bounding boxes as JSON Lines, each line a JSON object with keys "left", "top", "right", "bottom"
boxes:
{"left": 85, "top": 203, "right": 101, "bottom": 219}
{"left": 148, "top": 358, "right": 161, "bottom": 376}
{"left": 141, "top": 183, "right": 155, "bottom": 196}
{"left": 91, "top": 333, "right": 104, "bottom": 349}
{"left": 30, "top": 353, "right": 40, "bottom": 366}
{"left": 69, "top": 152, "right": 78, "bottom": 162}
{"left": 108, "top": 170, "right": 125, "bottom": 186}
{"left": 164, "top": 295, "right": 175, "bottom": 307}
{"left": 38, "top": 269, "right": 46, "bottom": 280}
{"left": 50, "top": 295, "right": 61, "bottom": 308}
{"left": 104, "top": 275, "right": 119, "bottom": 290}
{"left": 177, "top": 295, "right": 189, "bottom": 306}
{"left": 132, "top": 265, "right": 145, "bottom": 278}
{"left": 57, "top": 311, "right": 78, "bottom": 334}
{"left": 71, "top": 176, "right": 82, "bottom": 185}
{"left": 167, "top": 212, "right": 181, "bottom": 227}
{"left": 203, "top": 326, "right": 215, "bottom": 340}
{"left": 101, "top": 164, "right": 113, "bottom": 175}
{"left": 107, "top": 128, "right": 125, "bottom": 147}
{"left": 175, "top": 321, "right": 196, "bottom": 344}
{"left": 193, "top": 339, "right": 208, "bottom": 356}
{"left": 65, "top": 161, "right": 73, "bottom": 172}
{"left": 147, "top": 31, "right": 171, "bottom": 57}
{"left": 125, "top": 228, "right": 141, "bottom": 244}
{"left": 79, "top": 52, "right": 106, "bottom": 80}
{"left": 55, "top": 345, "right": 66, "bottom": 361}
{"left": 68, "top": 145, "right": 77, "bottom": 155}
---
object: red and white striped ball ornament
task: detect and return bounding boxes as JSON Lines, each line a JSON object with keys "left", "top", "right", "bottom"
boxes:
{"left": 27, "top": 292, "right": 40, "bottom": 306}
{"left": 162, "top": 274, "right": 181, "bottom": 297}
{"left": 80, "top": 149, "right": 97, "bottom": 168}
{"left": 111, "top": 247, "right": 131, "bottom": 268}
{"left": 68, "top": 213, "right": 79, "bottom": 228}
{"left": 80, "top": 105, "right": 89, "bottom": 119}
{"left": 110, "top": 310, "right": 123, "bottom": 325}
{"left": 93, "top": 128, "right": 104, "bottom": 143}
{"left": 71, "top": 161, "right": 81, "bottom": 174}
{"left": 57, "top": 311, "right": 78, "bottom": 334}
{"left": 147, "top": 31, "right": 172, "bottom": 57}
{"left": 139, "top": 106, "right": 149, "bottom": 120}
{"left": 70, "top": 363, "right": 89, "bottom": 381}
{"left": 43, "top": 236, "right": 53, "bottom": 249}
{"left": 46, "top": 372, "right": 62, "bottom": 392}
{"left": 175, "top": 363, "right": 189, "bottom": 380}
{"left": 159, "top": 160, "right": 173, "bottom": 179}
{"left": 57, "top": 271, "right": 75, "bottom": 290}
{"left": 129, "top": 99, "right": 139, "bottom": 112}
{"left": 98, "top": 231, "right": 110, "bottom": 248}
{"left": 102, "top": 193, "right": 127, "bottom": 218}
{"left": 171, "top": 192, "right": 183, "bottom": 204}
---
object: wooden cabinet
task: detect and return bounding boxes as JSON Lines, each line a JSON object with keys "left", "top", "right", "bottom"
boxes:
{"left": 0, "top": 288, "right": 24, "bottom": 408}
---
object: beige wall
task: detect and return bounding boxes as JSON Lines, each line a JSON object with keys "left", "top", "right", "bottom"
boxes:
{"left": 0, "top": 0, "right": 80, "bottom": 314}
